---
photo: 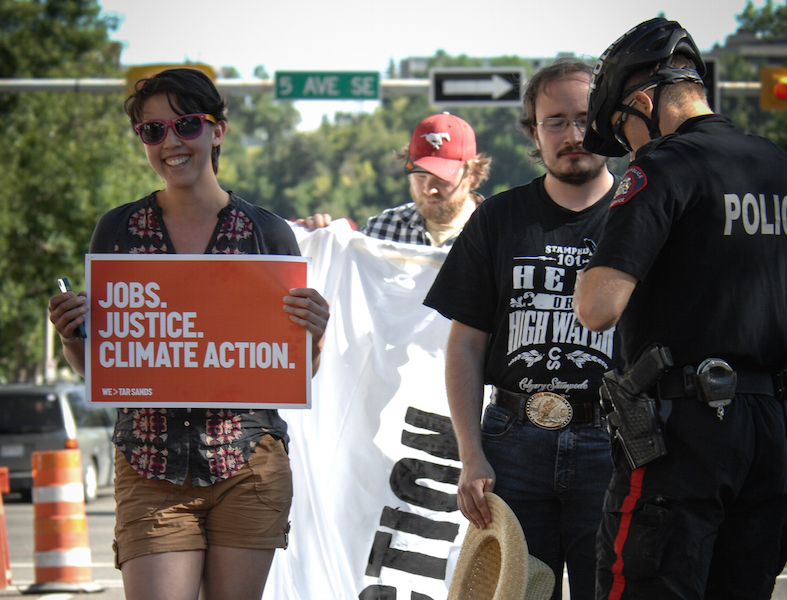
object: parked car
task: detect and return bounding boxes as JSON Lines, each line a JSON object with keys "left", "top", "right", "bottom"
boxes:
{"left": 0, "top": 382, "right": 115, "bottom": 502}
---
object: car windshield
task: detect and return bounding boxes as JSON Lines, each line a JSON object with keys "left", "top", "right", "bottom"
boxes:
{"left": 0, "top": 393, "right": 63, "bottom": 433}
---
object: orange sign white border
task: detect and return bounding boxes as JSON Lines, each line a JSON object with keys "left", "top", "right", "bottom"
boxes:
{"left": 84, "top": 254, "right": 312, "bottom": 409}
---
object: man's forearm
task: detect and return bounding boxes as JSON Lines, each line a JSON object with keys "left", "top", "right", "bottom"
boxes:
{"left": 574, "top": 266, "right": 638, "bottom": 332}
{"left": 445, "top": 321, "right": 489, "bottom": 463}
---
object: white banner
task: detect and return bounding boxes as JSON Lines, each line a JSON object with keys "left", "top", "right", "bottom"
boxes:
{"left": 263, "top": 220, "right": 470, "bottom": 600}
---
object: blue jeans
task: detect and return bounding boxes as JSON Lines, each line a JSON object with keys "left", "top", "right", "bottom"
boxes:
{"left": 481, "top": 403, "right": 612, "bottom": 600}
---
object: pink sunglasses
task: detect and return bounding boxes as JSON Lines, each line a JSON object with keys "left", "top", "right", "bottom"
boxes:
{"left": 134, "top": 113, "right": 217, "bottom": 145}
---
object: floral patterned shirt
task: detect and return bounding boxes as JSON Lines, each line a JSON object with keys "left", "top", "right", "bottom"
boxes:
{"left": 90, "top": 191, "right": 300, "bottom": 486}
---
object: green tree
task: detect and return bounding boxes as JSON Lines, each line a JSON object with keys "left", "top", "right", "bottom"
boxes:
{"left": 220, "top": 80, "right": 424, "bottom": 225}
{"left": 221, "top": 52, "right": 551, "bottom": 227}
{"left": 0, "top": 0, "right": 158, "bottom": 382}
{"left": 736, "top": 0, "right": 787, "bottom": 38}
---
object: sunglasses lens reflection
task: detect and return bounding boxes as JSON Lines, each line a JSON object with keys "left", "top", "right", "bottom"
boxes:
{"left": 139, "top": 122, "right": 166, "bottom": 144}
{"left": 137, "top": 115, "right": 206, "bottom": 144}
{"left": 174, "top": 115, "right": 203, "bottom": 138}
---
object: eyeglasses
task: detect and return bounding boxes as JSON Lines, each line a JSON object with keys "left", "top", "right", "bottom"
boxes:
{"left": 611, "top": 84, "right": 658, "bottom": 154}
{"left": 612, "top": 100, "right": 636, "bottom": 154}
{"left": 536, "top": 117, "right": 587, "bottom": 133}
{"left": 134, "top": 113, "right": 217, "bottom": 145}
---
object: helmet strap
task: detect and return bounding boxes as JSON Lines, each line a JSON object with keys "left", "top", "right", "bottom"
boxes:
{"left": 616, "top": 104, "right": 652, "bottom": 141}
{"left": 648, "top": 85, "right": 665, "bottom": 140}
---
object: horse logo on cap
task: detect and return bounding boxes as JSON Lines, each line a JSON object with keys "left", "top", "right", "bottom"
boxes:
{"left": 421, "top": 132, "right": 451, "bottom": 150}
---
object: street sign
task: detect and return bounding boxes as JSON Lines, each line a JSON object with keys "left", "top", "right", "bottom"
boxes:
{"left": 275, "top": 71, "right": 380, "bottom": 100}
{"left": 431, "top": 68, "right": 525, "bottom": 107}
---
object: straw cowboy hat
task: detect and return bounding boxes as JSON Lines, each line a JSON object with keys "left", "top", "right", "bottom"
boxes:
{"left": 448, "top": 492, "right": 555, "bottom": 600}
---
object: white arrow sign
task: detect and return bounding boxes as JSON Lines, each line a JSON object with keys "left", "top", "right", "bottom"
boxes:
{"left": 431, "top": 68, "right": 524, "bottom": 106}
{"left": 442, "top": 74, "right": 515, "bottom": 99}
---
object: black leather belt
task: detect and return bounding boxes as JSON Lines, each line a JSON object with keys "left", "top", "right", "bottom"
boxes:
{"left": 657, "top": 366, "right": 782, "bottom": 399}
{"left": 491, "top": 387, "right": 598, "bottom": 427}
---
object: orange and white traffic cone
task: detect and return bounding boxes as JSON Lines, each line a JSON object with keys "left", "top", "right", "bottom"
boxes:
{"left": 0, "top": 466, "right": 11, "bottom": 589}
{"left": 23, "top": 449, "right": 103, "bottom": 594}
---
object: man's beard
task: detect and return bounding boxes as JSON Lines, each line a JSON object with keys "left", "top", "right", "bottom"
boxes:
{"left": 546, "top": 148, "right": 607, "bottom": 186}
{"left": 412, "top": 192, "right": 469, "bottom": 224}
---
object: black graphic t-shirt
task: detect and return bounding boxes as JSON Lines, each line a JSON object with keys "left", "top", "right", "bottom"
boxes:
{"left": 424, "top": 175, "right": 621, "bottom": 398}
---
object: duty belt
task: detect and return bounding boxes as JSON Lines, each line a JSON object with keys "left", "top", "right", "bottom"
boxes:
{"left": 491, "top": 387, "right": 600, "bottom": 430}
{"left": 657, "top": 366, "right": 784, "bottom": 399}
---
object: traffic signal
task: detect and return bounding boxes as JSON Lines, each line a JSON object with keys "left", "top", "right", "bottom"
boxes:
{"left": 125, "top": 64, "right": 216, "bottom": 96}
{"left": 760, "top": 67, "right": 787, "bottom": 110}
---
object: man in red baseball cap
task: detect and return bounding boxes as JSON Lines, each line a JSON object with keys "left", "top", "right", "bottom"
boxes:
{"left": 297, "top": 113, "right": 491, "bottom": 247}
{"left": 405, "top": 112, "right": 478, "bottom": 180}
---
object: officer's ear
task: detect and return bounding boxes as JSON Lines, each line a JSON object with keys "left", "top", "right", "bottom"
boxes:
{"left": 632, "top": 90, "right": 654, "bottom": 120}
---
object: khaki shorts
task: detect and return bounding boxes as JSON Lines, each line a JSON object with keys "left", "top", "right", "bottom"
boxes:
{"left": 113, "top": 435, "right": 292, "bottom": 567}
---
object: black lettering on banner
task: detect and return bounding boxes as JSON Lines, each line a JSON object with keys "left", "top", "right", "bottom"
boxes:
{"left": 362, "top": 407, "right": 462, "bottom": 596}
{"left": 358, "top": 586, "right": 435, "bottom": 600}
{"left": 401, "top": 408, "right": 459, "bottom": 461}
{"left": 365, "top": 531, "right": 448, "bottom": 579}
{"left": 389, "top": 459, "right": 459, "bottom": 512}
{"left": 380, "top": 506, "right": 460, "bottom": 541}
{"left": 358, "top": 585, "right": 397, "bottom": 600}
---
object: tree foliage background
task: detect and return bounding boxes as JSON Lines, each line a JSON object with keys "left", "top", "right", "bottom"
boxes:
{"left": 217, "top": 54, "right": 547, "bottom": 226}
{"left": 718, "top": 0, "right": 787, "bottom": 149}
{"left": 0, "top": 0, "right": 158, "bottom": 382}
{"left": 0, "top": 0, "right": 784, "bottom": 382}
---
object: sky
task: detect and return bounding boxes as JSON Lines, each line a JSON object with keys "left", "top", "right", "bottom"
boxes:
{"left": 97, "top": 0, "right": 769, "bottom": 129}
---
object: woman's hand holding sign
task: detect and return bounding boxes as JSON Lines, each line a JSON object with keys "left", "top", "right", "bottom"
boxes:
{"left": 283, "top": 288, "right": 330, "bottom": 374}
{"left": 48, "top": 285, "right": 89, "bottom": 377}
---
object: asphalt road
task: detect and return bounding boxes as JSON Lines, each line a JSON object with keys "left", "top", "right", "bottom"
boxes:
{"left": 1, "top": 488, "right": 787, "bottom": 599}
{"left": 2, "top": 487, "right": 123, "bottom": 599}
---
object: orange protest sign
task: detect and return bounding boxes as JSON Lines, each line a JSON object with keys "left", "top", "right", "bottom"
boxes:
{"left": 84, "top": 255, "right": 311, "bottom": 408}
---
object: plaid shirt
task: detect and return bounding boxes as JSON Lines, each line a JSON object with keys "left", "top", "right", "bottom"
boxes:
{"left": 360, "top": 196, "right": 481, "bottom": 247}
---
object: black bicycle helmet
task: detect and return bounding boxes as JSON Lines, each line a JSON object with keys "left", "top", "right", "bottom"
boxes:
{"left": 584, "top": 17, "right": 706, "bottom": 157}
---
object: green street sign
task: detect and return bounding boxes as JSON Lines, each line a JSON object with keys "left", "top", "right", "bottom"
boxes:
{"left": 275, "top": 71, "right": 380, "bottom": 100}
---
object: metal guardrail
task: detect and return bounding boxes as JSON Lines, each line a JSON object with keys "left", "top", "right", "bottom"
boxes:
{"left": 719, "top": 81, "right": 762, "bottom": 95}
{"left": 0, "top": 78, "right": 431, "bottom": 96}
{"left": 0, "top": 78, "right": 760, "bottom": 96}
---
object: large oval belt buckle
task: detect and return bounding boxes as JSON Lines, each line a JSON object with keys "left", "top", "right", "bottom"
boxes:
{"left": 525, "top": 392, "right": 573, "bottom": 430}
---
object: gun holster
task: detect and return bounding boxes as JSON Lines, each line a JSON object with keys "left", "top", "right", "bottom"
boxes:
{"left": 601, "top": 375, "right": 667, "bottom": 470}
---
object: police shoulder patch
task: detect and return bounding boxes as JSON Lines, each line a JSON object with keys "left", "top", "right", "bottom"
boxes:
{"left": 610, "top": 166, "right": 647, "bottom": 207}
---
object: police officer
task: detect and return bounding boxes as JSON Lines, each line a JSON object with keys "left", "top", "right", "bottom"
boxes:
{"left": 574, "top": 18, "right": 787, "bottom": 600}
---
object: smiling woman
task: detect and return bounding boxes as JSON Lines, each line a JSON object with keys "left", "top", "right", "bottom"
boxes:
{"left": 46, "top": 67, "right": 331, "bottom": 600}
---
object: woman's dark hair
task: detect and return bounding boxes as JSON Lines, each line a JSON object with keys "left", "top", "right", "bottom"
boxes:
{"left": 125, "top": 68, "right": 228, "bottom": 174}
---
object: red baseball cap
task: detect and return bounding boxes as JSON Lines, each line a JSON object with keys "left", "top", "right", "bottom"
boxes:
{"left": 406, "top": 113, "right": 477, "bottom": 181}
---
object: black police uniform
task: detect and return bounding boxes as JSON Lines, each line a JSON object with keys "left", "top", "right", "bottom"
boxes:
{"left": 587, "top": 113, "right": 787, "bottom": 599}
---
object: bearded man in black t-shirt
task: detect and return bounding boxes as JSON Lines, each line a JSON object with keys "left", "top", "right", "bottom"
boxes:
{"left": 425, "top": 58, "right": 619, "bottom": 600}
